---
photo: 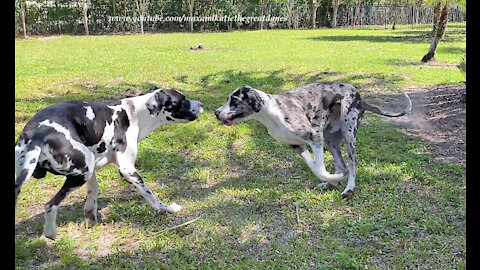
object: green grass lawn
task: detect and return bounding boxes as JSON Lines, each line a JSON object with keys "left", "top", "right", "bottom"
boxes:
{"left": 15, "top": 23, "right": 466, "bottom": 269}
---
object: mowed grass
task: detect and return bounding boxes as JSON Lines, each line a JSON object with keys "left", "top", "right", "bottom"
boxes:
{"left": 15, "top": 23, "right": 465, "bottom": 269}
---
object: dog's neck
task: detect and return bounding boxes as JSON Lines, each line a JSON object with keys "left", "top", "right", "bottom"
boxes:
{"left": 250, "top": 90, "right": 285, "bottom": 130}
{"left": 123, "top": 92, "right": 168, "bottom": 142}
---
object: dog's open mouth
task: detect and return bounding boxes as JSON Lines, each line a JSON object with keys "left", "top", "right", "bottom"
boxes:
{"left": 222, "top": 113, "right": 244, "bottom": 126}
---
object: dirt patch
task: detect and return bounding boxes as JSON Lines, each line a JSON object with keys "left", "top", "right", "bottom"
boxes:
{"left": 367, "top": 84, "right": 466, "bottom": 167}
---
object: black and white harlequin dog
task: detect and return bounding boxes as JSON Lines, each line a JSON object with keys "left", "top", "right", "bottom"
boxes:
{"left": 215, "top": 82, "right": 411, "bottom": 197}
{"left": 15, "top": 87, "right": 203, "bottom": 239}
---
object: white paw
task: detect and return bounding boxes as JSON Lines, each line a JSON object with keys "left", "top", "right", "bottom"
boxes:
{"left": 162, "top": 203, "right": 182, "bottom": 213}
{"left": 44, "top": 224, "right": 57, "bottom": 240}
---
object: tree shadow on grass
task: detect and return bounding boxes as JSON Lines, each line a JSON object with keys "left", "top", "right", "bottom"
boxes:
{"left": 192, "top": 69, "right": 406, "bottom": 110}
{"left": 304, "top": 26, "right": 465, "bottom": 44}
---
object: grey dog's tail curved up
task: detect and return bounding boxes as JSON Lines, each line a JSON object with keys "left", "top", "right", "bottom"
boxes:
{"left": 362, "top": 93, "right": 412, "bottom": 117}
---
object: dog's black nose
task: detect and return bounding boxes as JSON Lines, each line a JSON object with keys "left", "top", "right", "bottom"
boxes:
{"left": 214, "top": 109, "right": 220, "bottom": 117}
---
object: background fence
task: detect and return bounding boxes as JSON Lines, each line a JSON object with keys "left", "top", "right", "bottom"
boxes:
{"left": 15, "top": 0, "right": 466, "bottom": 36}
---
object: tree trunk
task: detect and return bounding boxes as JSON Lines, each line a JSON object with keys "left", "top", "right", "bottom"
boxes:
{"left": 55, "top": 0, "right": 61, "bottom": 34}
{"left": 432, "top": 1, "right": 442, "bottom": 35}
{"left": 295, "top": 8, "right": 299, "bottom": 29}
{"left": 286, "top": 0, "right": 293, "bottom": 28}
{"left": 311, "top": 7, "right": 317, "bottom": 28}
{"left": 384, "top": 6, "right": 387, "bottom": 29}
{"left": 135, "top": 0, "right": 145, "bottom": 34}
{"left": 20, "top": 1, "right": 27, "bottom": 39}
{"left": 415, "top": 4, "right": 419, "bottom": 24}
{"left": 353, "top": 1, "right": 361, "bottom": 26}
{"left": 311, "top": 0, "right": 319, "bottom": 29}
{"left": 323, "top": 0, "right": 331, "bottom": 27}
{"left": 391, "top": 5, "right": 398, "bottom": 30}
{"left": 421, "top": 4, "right": 448, "bottom": 62}
{"left": 189, "top": 0, "right": 194, "bottom": 32}
{"left": 331, "top": 0, "right": 339, "bottom": 28}
{"left": 82, "top": 2, "right": 89, "bottom": 35}
{"left": 259, "top": 0, "right": 264, "bottom": 30}
{"left": 310, "top": 0, "right": 321, "bottom": 28}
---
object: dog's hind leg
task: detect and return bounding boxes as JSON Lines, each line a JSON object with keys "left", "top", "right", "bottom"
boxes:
{"left": 84, "top": 173, "right": 99, "bottom": 226}
{"left": 44, "top": 174, "right": 90, "bottom": 239}
{"left": 325, "top": 130, "right": 347, "bottom": 176}
{"left": 15, "top": 141, "right": 42, "bottom": 217}
{"left": 291, "top": 142, "right": 344, "bottom": 189}
{"left": 310, "top": 140, "right": 345, "bottom": 189}
{"left": 340, "top": 115, "right": 360, "bottom": 198}
{"left": 341, "top": 133, "right": 357, "bottom": 198}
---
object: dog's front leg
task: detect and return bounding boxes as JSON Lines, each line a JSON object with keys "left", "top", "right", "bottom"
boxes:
{"left": 115, "top": 150, "right": 182, "bottom": 213}
{"left": 84, "top": 173, "right": 99, "bottom": 226}
{"left": 291, "top": 144, "right": 341, "bottom": 188}
{"left": 309, "top": 141, "right": 346, "bottom": 188}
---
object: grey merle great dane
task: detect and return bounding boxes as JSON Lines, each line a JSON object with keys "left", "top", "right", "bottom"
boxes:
{"left": 215, "top": 82, "right": 411, "bottom": 197}
{"left": 15, "top": 87, "right": 203, "bottom": 239}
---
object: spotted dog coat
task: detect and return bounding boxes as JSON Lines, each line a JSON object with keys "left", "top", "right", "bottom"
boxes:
{"left": 15, "top": 87, "right": 203, "bottom": 239}
{"left": 215, "top": 82, "right": 411, "bottom": 197}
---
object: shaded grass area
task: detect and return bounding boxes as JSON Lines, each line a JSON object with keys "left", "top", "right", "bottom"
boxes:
{"left": 15, "top": 23, "right": 465, "bottom": 269}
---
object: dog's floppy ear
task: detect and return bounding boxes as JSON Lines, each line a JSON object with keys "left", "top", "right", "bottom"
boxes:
{"left": 241, "top": 87, "right": 263, "bottom": 112}
{"left": 145, "top": 89, "right": 169, "bottom": 116}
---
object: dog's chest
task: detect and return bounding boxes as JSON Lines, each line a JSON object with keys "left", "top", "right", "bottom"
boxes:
{"left": 264, "top": 116, "right": 306, "bottom": 145}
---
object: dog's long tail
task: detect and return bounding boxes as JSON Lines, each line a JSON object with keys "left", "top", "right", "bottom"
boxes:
{"left": 15, "top": 138, "right": 42, "bottom": 216}
{"left": 362, "top": 93, "right": 412, "bottom": 117}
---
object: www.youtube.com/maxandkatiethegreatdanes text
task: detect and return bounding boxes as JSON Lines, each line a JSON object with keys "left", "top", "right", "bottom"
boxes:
{"left": 107, "top": 14, "right": 288, "bottom": 24}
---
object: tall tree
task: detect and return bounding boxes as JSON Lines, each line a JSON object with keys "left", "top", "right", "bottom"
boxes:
{"left": 431, "top": 1, "right": 442, "bottom": 34}
{"left": 187, "top": 0, "right": 195, "bottom": 32}
{"left": 331, "top": 0, "right": 343, "bottom": 28}
{"left": 353, "top": 0, "right": 362, "bottom": 26}
{"left": 310, "top": 0, "right": 321, "bottom": 28}
{"left": 421, "top": 0, "right": 465, "bottom": 62}
{"left": 285, "top": 0, "right": 296, "bottom": 28}
{"left": 19, "top": 0, "right": 27, "bottom": 39}
{"left": 135, "top": 0, "right": 149, "bottom": 34}
{"left": 81, "top": 0, "right": 90, "bottom": 35}
{"left": 421, "top": 2, "right": 448, "bottom": 62}
{"left": 259, "top": 0, "right": 266, "bottom": 29}
{"left": 388, "top": 0, "right": 407, "bottom": 30}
